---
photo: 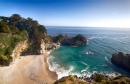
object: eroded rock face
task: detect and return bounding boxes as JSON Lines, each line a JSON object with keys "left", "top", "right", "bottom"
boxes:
{"left": 11, "top": 40, "right": 28, "bottom": 61}
{"left": 111, "top": 52, "right": 130, "bottom": 71}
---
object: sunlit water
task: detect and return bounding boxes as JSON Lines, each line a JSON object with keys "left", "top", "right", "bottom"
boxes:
{"left": 46, "top": 26, "right": 130, "bottom": 79}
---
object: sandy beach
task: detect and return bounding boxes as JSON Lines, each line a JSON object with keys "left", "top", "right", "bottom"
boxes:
{"left": 0, "top": 53, "right": 57, "bottom": 84}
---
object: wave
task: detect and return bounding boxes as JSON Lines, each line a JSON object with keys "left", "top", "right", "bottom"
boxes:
{"left": 81, "top": 66, "right": 89, "bottom": 73}
{"left": 47, "top": 55, "right": 75, "bottom": 79}
{"left": 105, "top": 56, "right": 113, "bottom": 65}
{"left": 47, "top": 55, "right": 121, "bottom": 79}
{"left": 79, "top": 61, "right": 88, "bottom": 66}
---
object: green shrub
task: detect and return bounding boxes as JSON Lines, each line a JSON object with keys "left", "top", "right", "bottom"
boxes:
{"left": 112, "top": 80, "right": 120, "bottom": 84}
{"left": 114, "top": 75, "right": 126, "bottom": 80}
{"left": 5, "top": 47, "right": 13, "bottom": 56}
{"left": 0, "top": 54, "right": 8, "bottom": 65}
{"left": 80, "top": 81, "right": 87, "bottom": 84}
{"left": 68, "top": 75, "right": 76, "bottom": 82}
{"left": 94, "top": 74, "right": 104, "bottom": 82}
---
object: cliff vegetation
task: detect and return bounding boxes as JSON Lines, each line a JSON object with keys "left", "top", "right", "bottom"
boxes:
{"left": 0, "top": 14, "right": 49, "bottom": 65}
{"left": 54, "top": 74, "right": 130, "bottom": 84}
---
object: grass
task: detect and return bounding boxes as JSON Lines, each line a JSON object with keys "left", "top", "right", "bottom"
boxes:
{"left": 0, "top": 30, "right": 28, "bottom": 65}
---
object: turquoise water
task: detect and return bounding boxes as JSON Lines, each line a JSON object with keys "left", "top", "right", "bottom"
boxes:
{"left": 46, "top": 26, "right": 130, "bottom": 78}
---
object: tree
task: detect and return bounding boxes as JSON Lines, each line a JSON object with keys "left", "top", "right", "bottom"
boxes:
{"left": 9, "top": 14, "right": 22, "bottom": 25}
{"left": 0, "top": 22, "right": 10, "bottom": 33}
{"left": 0, "top": 16, "right": 9, "bottom": 22}
{"left": 38, "top": 25, "right": 47, "bottom": 33}
{"left": 9, "top": 25, "right": 19, "bottom": 34}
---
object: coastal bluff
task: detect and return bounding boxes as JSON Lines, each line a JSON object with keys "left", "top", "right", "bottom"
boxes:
{"left": 111, "top": 52, "right": 130, "bottom": 71}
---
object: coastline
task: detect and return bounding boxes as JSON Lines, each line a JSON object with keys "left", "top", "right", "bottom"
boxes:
{"left": 0, "top": 53, "right": 57, "bottom": 84}
{"left": 44, "top": 51, "right": 58, "bottom": 82}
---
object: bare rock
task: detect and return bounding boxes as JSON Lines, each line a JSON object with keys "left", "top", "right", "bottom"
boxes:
{"left": 111, "top": 52, "right": 130, "bottom": 71}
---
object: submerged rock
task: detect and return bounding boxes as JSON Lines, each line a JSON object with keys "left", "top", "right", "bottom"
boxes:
{"left": 111, "top": 52, "right": 130, "bottom": 71}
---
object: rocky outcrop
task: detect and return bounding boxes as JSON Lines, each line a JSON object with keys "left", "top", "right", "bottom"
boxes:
{"left": 52, "top": 34, "right": 68, "bottom": 43}
{"left": 40, "top": 39, "right": 46, "bottom": 54}
{"left": 54, "top": 75, "right": 130, "bottom": 84}
{"left": 40, "top": 39, "right": 60, "bottom": 54}
{"left": 111, "top": 52, "right": 130, "bottom": 71}
{"left": 61, "top": 34, "right": 87, "bottom": 46}
{"left": 11, "top": 40, "right": 28, "bottom": 61}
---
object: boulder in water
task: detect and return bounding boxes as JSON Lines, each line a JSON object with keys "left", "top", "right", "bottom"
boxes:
{"left": 111, "top": 52, "right": 130, "bottom": 71}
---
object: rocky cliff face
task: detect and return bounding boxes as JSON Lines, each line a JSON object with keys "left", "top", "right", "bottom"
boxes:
{"left": 11, "top": 40, "right": 28, "bottom": 61}
{"left": 40, "top": 39, "right": 46, "bottom": 54}
{"left": 61, "top": 34, "right": 87, "bottom": 46}
{"left": 111, "top": 52, "right": 130, "bottom": 71}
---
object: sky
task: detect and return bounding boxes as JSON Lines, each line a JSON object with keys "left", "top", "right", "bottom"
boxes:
{"left": 0, "top": 0, "right": 130, "bottom": 28}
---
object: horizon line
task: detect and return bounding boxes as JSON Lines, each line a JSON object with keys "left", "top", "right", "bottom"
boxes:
{"left": 45, "top": 25, "right": 130, "bottom": 29}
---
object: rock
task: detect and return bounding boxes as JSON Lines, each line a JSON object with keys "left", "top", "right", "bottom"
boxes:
{"left": 51, "top": 34, "right": 87, "bottom": 46}
{"left": 11, "top": 40, "right": 28, "bottom": 61}
{"left": 52, "top": 34, "right": 68, "bottom": 43}
{"left": 61, "top": 34, "right": 87, "bottom": 46}
{"left": 111, "top": 52, "right": 130, "bottom": 71}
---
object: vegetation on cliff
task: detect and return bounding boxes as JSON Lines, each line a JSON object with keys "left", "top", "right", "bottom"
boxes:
{"left": 0, "top": 14, "right": 48, "bottom": 65}
{"left": 54, "top": 74, "right": 130, "bottom": 84}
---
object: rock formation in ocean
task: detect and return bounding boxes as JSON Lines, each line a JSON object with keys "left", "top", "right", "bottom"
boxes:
{"left": 52, "top": 34, "right": 87, "bottom": 46}
{"left": 111, "top": 52, "right": 130, "bottom": 71}
{"left": 61, "top": 34, "right": 87, "bottom": 46}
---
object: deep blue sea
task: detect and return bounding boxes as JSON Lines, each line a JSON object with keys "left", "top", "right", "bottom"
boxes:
{"left": 46, "top": 26, "right": 130, "bottom": 79}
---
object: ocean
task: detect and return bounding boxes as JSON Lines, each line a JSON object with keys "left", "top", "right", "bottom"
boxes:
{"left": 46, "top": 26, "right": 130, "bottom": 79}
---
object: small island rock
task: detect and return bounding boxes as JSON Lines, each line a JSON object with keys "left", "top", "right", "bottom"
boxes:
{"left": 61, "top": 34, "right": 87, "bottom": 46}
{"left": 111, "top": 52, "right": 130, "bottom": 71}
{"left": 52, "top": 34, "right": 87, "bottom": 46}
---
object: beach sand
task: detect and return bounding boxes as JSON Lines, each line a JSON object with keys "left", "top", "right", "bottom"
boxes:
{"left": 0, "top": 53, "right": 57, "bottom": 84}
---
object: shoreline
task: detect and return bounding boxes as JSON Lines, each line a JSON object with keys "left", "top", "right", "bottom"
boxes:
{"left": 0, "top": 42, "right": 59, "bottom": 84}
{"left": 44, "top": 51, "right": 58, "bottom": 81}
{"left": 45, "top": 45, "right": 123, "bottom": 80}
{"left": 0, "top": 53, "right": 57, "bottom": 84}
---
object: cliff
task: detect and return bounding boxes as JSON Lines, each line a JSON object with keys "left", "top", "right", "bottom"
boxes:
{"left": 11, "top": 40, "right": 28, "bottom": 61}
{"left": 111, "top": 52, "right": 130, "bottom": 71}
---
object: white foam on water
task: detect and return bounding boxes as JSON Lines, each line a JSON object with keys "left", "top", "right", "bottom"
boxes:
{"left": 47, "top": 55, "right": 121, "bottom": 79}
{"left": 47, "top": 55, "right": 75, "bottom": 79}
{"left": 79, "top": 61, "right": 88, "bottom": 66}
{"left": 88, "top": 37, "right": 96, "bottom": 40}
{"left": 81, "top": 66, "right": 89, "bottom": 73}
{"left": 88, "top": 37, "right": 103, "bottom": 40}
{"left": 105, "top": 56, "right": 113, "bottom": 65}
{"left": 79, "top": 61, "right": 90, "bottom": 73}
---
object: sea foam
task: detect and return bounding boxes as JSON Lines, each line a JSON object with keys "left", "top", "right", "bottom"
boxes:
{"left": 47, "top": 55, "right": 75, "bottom": 79}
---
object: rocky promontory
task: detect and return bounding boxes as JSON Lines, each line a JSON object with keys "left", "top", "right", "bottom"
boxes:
{"left": 52, "top": 34, "right": 87, "bottom": 46}
{"left": 111, "top": 52, "right": 130, "bottom": 71}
